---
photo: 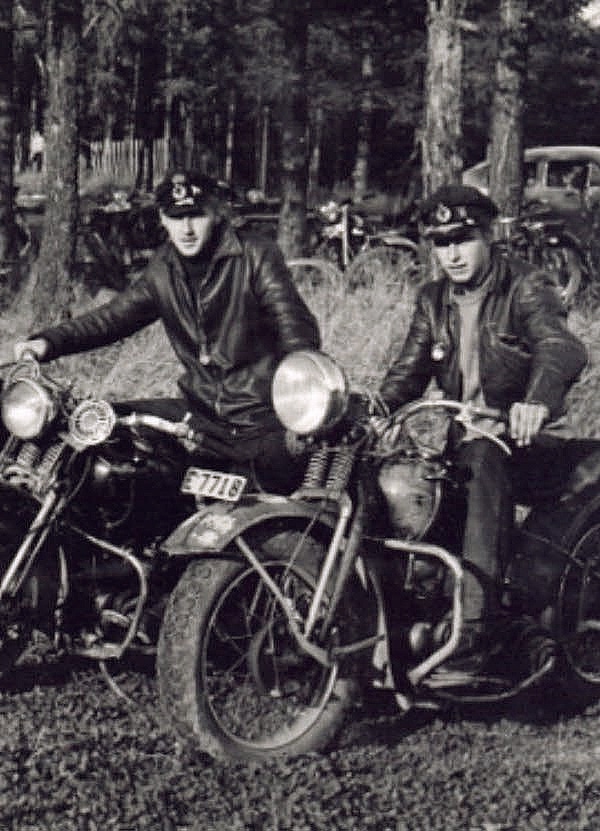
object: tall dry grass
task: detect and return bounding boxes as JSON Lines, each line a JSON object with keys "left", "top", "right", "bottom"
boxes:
{"left": 0, "top": 253, "right": 598, "bottom": 438}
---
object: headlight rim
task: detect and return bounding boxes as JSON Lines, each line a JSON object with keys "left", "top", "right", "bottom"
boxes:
{"left": 1, "top": 377, "right": 58, "bottom": 439}
{"left": 272, "top": 349, "right": 349, "bottom": 436}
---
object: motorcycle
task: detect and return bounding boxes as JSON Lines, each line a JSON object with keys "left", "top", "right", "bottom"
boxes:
{"left": 3, "top": 351, "right": 600, "bottom": 764}
{"left": 313, "top": 198, "right": 420, "bottom": 278}
{"left": 154, "top": 350, "right": 600, "bottom": 762}
{"left": 497, "top": 206, "right": 590, "bottom": 308}
{"left": 0, "top": 354, "right": 265, "bottom": 684}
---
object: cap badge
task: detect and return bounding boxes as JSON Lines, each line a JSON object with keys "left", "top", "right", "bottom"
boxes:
{"left": 170, "top": 176, "right": 203, "bottom": 206}
{"left": 431, "top": 341, "right": 446, "bottom": 362}
{"left": 434, "top": 203, "right": 452, "bottom": 224}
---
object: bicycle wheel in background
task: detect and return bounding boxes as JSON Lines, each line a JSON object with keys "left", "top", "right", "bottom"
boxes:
{"left": 345, "top": 245, "right": 421, "bottom": 290}
{"left": 286, "top": 258, "right": 344, "bottom": 290}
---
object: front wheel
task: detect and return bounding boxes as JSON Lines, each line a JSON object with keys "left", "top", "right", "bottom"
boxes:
{"left": 156, "top": 530, "right": 358, "bottom": 761}
{"left": 346, "top": 244, "right": 421, "bottom": 289}
{"left": 286, "top": 257, "right": 343, "bottom": 290}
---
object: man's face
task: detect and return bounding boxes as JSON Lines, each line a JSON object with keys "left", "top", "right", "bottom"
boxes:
{"left": 430, "top": 227, "right": 491, "bottom": 286}
{"left": 160, "top": 210, "right": 216, "bottom": 257}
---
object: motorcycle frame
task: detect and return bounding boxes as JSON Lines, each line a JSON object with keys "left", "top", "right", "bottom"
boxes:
{"left": 161, "top": 480, "right": 470, "bottom": 688}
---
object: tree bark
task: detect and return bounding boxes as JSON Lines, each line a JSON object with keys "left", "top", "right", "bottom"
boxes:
{"left": 488, "top": 0, "right": 528, "bottom": 218}
{"left": 276, "top": 2, "right": 309, "bottom": 259}
{"left": 308, "top": 105, "right": 323, "bottom": 204}
{"left": 0, "top": 1, "right": 17, "bottom": 300}
{"left": 31, "top": 0, "right": 81, "bottom": 326}
{"left": 224, "top": 89, "right": 236, "bottom": 185}
{"left": 352, "top": 43, "right": 374, "bottom": 203}
{"left": 422, "top": 0, "right": 467, "bottom": 197}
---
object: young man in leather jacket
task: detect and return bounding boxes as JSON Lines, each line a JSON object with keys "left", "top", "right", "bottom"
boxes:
{"left": 15, "top": 169, "right": 320, "bottom": 491}
{"left": 378, "top": 184, "right": 588, "bottom": 668}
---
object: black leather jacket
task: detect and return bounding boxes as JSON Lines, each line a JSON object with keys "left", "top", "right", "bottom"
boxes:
{"left": 380, "top": 253, "right": 587, "bottom": 419}
{"left": 37, "top": 223, "right": 320, "bottom": 434}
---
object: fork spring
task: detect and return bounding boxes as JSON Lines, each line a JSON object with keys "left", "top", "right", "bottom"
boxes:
{"left": 302, "top": 446, "right": 330, "bottom": 488}
{"left": 16, "top": 442, "right": 41, "bottom": 469}
{"left": 325, "top": 446, "right": 355, "bottom": 491}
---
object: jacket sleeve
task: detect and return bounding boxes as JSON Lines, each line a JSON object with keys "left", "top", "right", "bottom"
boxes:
{"left": 378, "top": 283, "right": 436, "bottom": 410}
{"left": 250, "top": 241, "right": 321, "bottom": 354}
{"left": 517, "top": 271, "right": 587, "bottom": 417}
{"left": 33, "top": 277, "right": 160, "bottom": 361}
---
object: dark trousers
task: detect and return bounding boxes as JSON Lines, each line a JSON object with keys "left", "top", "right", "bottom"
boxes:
{"left": 114, "top": 397, "right": 305, "bottom": 494}
{"left": 453, "top": 439, "right": 512, "bottom": 623}
{"left": 453, "top": 434, "right": 600, "bottom": 625}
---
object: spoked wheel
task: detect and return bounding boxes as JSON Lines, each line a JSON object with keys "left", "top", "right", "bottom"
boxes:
{"left": 286, "top": 257, "right": 343, "bottom": 290}
{"left": 346, "top": 245, "right": 420, "bottom": 289}
{"left": 539, "top": 243, "right": 583, "bottom": 308}
{"left": 554, "top": 519, "right": 600, "bottom": 708}
{"left": 157, "top": 530, "right": 358, "bottom": 761}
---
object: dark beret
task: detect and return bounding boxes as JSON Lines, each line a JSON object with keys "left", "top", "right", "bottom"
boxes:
{"left": 419, "top": 184, "right": 499, "bottom": 236}
{"left": 155, "top": 169, "right": 223, "bottom": 217}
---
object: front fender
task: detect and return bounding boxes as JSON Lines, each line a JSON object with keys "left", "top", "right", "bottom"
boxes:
{"left": 162, "top": 493, "right": 337, "bottom": 556}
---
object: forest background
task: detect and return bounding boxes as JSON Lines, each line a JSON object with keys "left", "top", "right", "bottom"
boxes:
{"left": 1, "top": 0, "right": 600, "bottom": 326}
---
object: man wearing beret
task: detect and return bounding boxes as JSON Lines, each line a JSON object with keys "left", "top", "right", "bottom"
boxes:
{"left": 378, "top": 183, "right": 588, "bottom": 671}
{"left": 15, "top": 169, "right": 320, "bottom": 491}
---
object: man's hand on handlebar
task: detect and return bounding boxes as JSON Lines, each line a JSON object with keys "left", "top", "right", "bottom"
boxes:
{"left": 14, "top": 338, "right": 50, "bottom": 362}
{"left": 509, "top": 402, "right": 549, "bottom": 447}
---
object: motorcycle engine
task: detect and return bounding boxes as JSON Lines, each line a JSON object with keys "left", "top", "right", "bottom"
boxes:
{"left": 377, "top": 458, "right": 442, "bottom": 540}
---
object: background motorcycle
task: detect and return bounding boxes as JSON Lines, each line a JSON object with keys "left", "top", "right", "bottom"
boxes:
{"left": 496, "top": 205, "right": 591, "bottom": 308}
{"left": 312, "top": 198, "right": 421, "bottom": 280}
{"left": 156, "top": 350, "right": 600, "bottom": 762}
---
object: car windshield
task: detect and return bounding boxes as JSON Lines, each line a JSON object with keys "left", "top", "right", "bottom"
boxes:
{"left": 546, "top": 160, "right": 588, "bottom": 189}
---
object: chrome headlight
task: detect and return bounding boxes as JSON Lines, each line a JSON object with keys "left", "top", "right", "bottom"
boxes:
{"left": 1, "top": 378, "right": 57, "bottom": 439}
{"left": 272, "top": 350, "right": 349, "bottom": 435}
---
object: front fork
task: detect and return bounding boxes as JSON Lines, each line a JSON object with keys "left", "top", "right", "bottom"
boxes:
{"left": 232, "top": 489, "right": 468, "bottom": 691}
{"left": 0, "top": 489, "right": 63, "bottom": 601}
{"left": 234, "top": 488, "right": 382, "bottom": 668}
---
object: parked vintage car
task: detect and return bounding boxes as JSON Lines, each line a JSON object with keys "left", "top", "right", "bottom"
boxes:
{"left": 463, "top": 145, "right": 600, "bottom": 215}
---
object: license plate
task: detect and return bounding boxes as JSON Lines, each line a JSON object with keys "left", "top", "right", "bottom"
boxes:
{"left": 181, "top": 467, "right": 247, "bottom": 502}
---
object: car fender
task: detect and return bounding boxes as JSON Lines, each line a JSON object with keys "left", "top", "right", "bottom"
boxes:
{"left": 162, "top": 493, "right": 337, "bottom": 556}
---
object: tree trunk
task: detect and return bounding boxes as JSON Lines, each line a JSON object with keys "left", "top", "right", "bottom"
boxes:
{"left": 308, "top": 105, "right": 323, "bottom": 205}
{"left": 277, "top": 2, "right": 309, "bottom": 260}
{"left": 0, "top": 0, "right": 17, "bottom": 301}
{"left": 224, "top": 89, "right": 236, "bottom": 185}
{"left": 31, "top": 0, "right": 81, "bottom": 326}
{"left": 352, "top": 44, "right": 374, "bottom": 203}
{"left": 422, "top": 0, "right": 467, "bottom": 197}
{"left": 259, "top": 105, "right": 269, "bottom": 193}
{"left": 488, "top": 0, "right": 528, "bottom": 218}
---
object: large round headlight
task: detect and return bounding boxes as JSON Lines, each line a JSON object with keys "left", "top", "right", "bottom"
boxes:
{"left": 272, "top": 350, "right": 349, "bottom": 434}
{"left": 1, "top": 379, "right": 57, "bottom": 439}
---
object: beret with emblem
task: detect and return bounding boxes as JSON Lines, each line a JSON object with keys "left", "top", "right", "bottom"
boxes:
{"left": 419, "top": 184, "right": 499, "bottom": 237}
{"left": 155, "top": 169, "right": 222, "bottom": 217}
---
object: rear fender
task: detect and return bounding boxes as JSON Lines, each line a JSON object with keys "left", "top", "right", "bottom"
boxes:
{"left": 162, "top": 493, "right": 337, "bottom": 556}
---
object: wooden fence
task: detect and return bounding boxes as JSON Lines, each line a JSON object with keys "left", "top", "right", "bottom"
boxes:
{"left": 88, "top": 137, "right": 170, "bottom": 189}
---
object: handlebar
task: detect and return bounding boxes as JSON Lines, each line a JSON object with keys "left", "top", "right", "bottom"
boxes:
{"left": 375, "top": 399, "right": 511, "bottom": 457}
{"left": 117, "top": 412, "right": 197, "bottom": 441}
{"left": 116, "top": 411, "right": 248, "bottom": 461}
{"left": 396, "top": 398, "right": 506, "bottom": 425}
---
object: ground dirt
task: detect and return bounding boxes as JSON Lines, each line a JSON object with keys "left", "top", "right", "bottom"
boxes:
{"left": 1, "top": 651, "right": 600, "bottom": 830}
